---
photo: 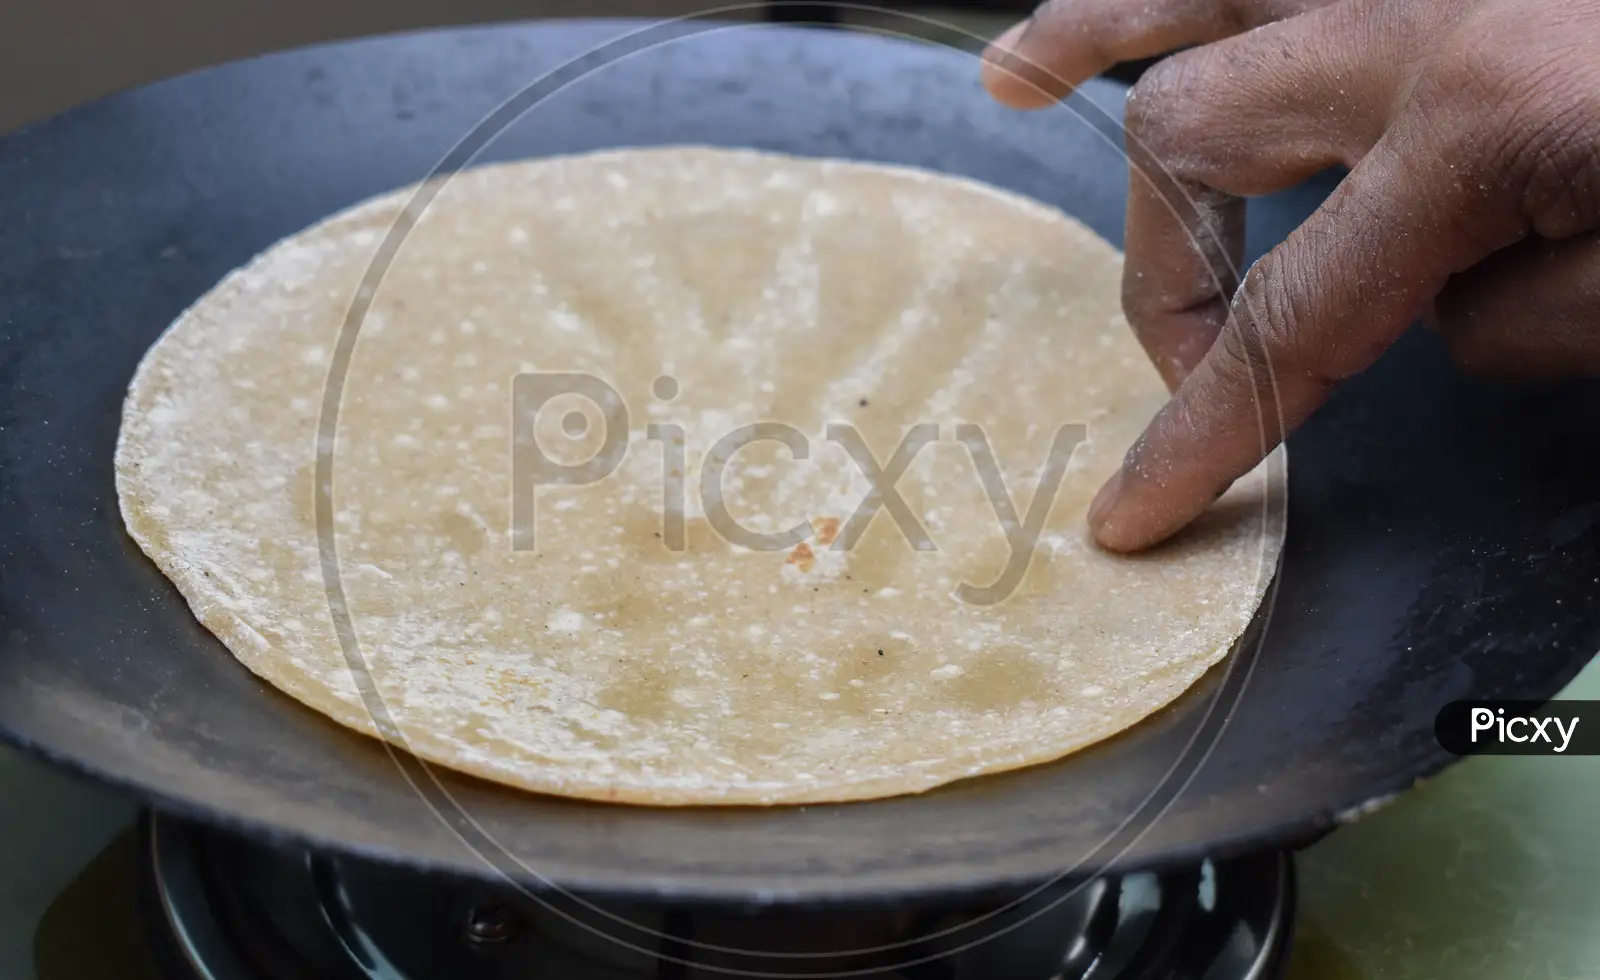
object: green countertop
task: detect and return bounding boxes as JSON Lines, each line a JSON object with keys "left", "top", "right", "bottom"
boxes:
{"left": 1289, "top": 660, "right": 1600, "bottom": 980}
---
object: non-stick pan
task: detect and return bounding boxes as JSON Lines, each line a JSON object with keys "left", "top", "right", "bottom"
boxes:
{"left": 1, "top": 19, "right": 1596, "bottom": 905}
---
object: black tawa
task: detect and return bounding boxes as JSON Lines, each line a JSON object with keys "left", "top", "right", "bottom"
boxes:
{"left": 1, "top": 20, "right": 1596, "bottom": 904}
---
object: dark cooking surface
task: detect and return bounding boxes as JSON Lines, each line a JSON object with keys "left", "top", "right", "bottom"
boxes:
{"left": 1, "top": 19, "right": 1596, "bottom": 903}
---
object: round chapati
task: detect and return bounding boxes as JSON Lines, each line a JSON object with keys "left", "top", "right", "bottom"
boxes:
{"left": 116, "top": 147, "right": 1284, "bottom": 806}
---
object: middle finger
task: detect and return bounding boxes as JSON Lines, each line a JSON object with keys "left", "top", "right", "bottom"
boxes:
{"left": 1120, "top": 0, "right": 1398, "bottom": 389}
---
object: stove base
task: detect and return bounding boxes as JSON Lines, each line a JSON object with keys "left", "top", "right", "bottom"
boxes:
{"left": 135, "top": 809, "right": 1295, "bottom": 980}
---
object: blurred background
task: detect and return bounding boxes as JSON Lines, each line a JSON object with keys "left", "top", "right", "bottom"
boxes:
{"left": 0, "top": 1, "right": 1050, "bottom": 134}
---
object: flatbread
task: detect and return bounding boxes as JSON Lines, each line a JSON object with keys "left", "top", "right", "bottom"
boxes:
{"left": 116, "top": 147, "right": 1285, "bottom": 805}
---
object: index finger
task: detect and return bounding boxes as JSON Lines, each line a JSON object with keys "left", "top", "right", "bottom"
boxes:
{"left": 1086, "top": 129, "right": 1520, "bottom": 552}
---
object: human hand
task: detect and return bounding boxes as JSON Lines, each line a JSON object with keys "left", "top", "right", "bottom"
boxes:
{"left": 981, "top": 0, "right": 1600, "bottom": 551}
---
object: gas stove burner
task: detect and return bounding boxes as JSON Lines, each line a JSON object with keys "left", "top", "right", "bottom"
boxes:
{"left": 136, "top": 810, "right": 1294, "bottom": 980}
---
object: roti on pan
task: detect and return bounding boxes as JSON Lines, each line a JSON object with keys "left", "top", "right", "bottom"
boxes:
{"left": 116, "top": 147, "right": 1285, "bottom": 805}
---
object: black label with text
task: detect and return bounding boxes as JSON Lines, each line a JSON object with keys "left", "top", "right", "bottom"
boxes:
{"left": 1435, "top": 701, "right": 1600, "bottom": 756}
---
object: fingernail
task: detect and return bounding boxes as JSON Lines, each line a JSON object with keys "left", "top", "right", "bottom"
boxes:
{"left": 1087, "top": 467, "right": 1125, "bottom": 530}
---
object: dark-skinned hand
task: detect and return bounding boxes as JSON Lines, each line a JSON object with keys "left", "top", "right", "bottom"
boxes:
{"left": 981, "top": 0, "right": 1600, "bottom": 552}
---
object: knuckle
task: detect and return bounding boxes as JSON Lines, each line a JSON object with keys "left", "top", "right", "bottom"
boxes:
{"left": 1416, "top": 25, "right": 1600, "bottom": 235}
{"left": 1220, "top": 239, "right": 1381, "bottom": 387}
{"left": 1123, "top": 58, "right": 1187, "bottom": 146}
{"left": 1211, "top": 317, "right": 1273, "bottom": 398}
{"left": 1417, "top": 44, "right": 1514, "bottom": 120}
{"left": 1124, "top": 55, "right": 1220, "bottom": 167}
{"left": 1409, "top": 40, "right": 1522, "bottom": 166}
{"left": 1123, "top": 41, "right": 1291, "bottom": 186}
{"left": 1511, "top": 97, "right": 1600, "bottom": 236}
{"left": 1224, "top": 253, "right": 1317, "bottom": 383}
